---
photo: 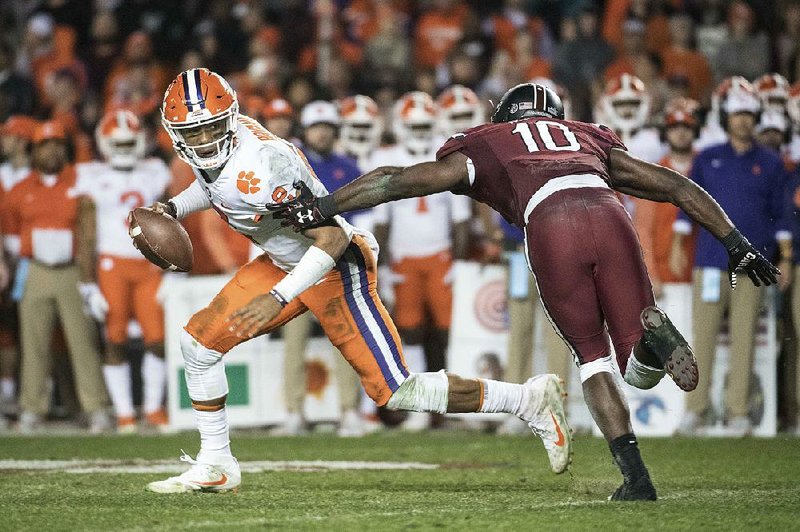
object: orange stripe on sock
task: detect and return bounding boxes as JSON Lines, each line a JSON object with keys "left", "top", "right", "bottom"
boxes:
{"left": 192, "top": 402, "right": 225, "bottom": 412}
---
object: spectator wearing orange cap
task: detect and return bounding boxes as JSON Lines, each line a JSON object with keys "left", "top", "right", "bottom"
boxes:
{"left": 3, "top": 121, "right": 110, "bottom": 433}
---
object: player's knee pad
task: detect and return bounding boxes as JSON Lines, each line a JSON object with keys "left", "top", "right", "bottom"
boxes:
{"left": 385, "top": 370, "right": 448, "bottom": 414}
{"left": 623, "top": 354, "right": 665, "bottom": 390}
{"left": 180, "top": 329, "right": 228, "bottom": 401}
{"left": 578, "top": 355, "right": 615, "bottom": 383}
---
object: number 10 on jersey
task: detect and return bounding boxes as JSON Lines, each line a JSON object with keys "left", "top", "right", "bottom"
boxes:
{"left": 512, "top": 120, "right": 581, "bottom": 152}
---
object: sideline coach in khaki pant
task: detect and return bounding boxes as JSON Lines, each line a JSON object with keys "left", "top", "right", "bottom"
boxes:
{"left": 671, "top": 81, "right": 790, "bottom": 435}
{"left": 3, "top": 121, "right": 109, "bottom": 428}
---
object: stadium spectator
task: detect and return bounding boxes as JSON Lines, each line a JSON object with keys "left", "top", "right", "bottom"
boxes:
{"left": 635, "top": 98, "right": 699, "bottom": 299}
{"left": 0, "top": 42, "right": 35, "bottom": 122}
{"left": 661, "top": 14, "right": 713, "bottom": 105}
{"left": 104, "top": 31, "right": 168, "bottom": 117}
{"left": 263, "top": 98, "right": 298, "bottom": 143}
{"left": 3, "top": 121, "right": 110, "bottom": 433}
{"left": 714, "top": 1, "right": 770, "bottom": 83}
{"left": 277, "top": 101, "right": 367, "bottom": 436}
{"left": 672, "top": 79, "right": 791, "bottom": 436}
{"left": 363, "top": 5, "right": 412, "bottom": 85}
{"left": 84, "top": 10, "right": 120, "bottom": 95}
{"left": 552, "top": 5, "right": 615, "bottom": 121}
{"left": 414, "top": 0, "right": 470, "bottom": 70}
{"left": 777, "top": 1, "right": 800, "bottom": 82}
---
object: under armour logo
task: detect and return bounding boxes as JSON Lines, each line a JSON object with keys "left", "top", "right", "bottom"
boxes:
{"left": 296, "top": 210, "right": 316, "bottom": 224}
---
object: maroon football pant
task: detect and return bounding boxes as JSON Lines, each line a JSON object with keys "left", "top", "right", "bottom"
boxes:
{"left": 525, "top": 187, "right": 654, "bottom": 373}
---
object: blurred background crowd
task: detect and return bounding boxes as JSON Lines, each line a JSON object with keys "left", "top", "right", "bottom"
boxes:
{"left": 1, "top": 0, "right": 800, "bottom": 437}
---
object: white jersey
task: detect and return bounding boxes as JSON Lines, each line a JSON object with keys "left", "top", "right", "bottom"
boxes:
{"left": 182, "top": 116, "right": 370, "bottom": 271}
{"left": 625, "top": 128, "right": 667, "bottom": 164}
{"left": 76, "top": 158, "right": 171, "bottom": 258}
{"left": 0, "top": 162, "right": 30, "bottom": 193}
{"left": 368, "top": 144, "right": 471, "bottom": 260}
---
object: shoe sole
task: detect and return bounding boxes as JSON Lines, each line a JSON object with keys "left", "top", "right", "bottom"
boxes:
{"left": 641, "top": 307, "right": 699, "bottom": 392}
{"left": 545, "top": 375, "right": 573, "bottom": 475}
{"left": 146, "top": 483, "right": 240, "bottom": 494}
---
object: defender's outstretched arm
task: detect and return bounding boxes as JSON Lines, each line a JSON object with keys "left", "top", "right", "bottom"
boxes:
{"left": 608, "top": 148, "right": 733, "bottom": 240}
{"left": 270, "top": 153, "right": 470, "bottom": 230}
{"left": 608, "top": 147, "right": 779, "bottom": 288}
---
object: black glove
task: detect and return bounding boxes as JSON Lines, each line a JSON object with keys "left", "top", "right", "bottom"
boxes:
{"left": 722, "top": 229, "right": 780, "bottom": 289}
{"left": 267, "top": 181, "right": 336, "bottom": 231}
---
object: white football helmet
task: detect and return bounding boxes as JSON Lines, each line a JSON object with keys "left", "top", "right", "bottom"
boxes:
{"left": 95, "top": 109, "right": 146, "bottom": 170}
{"left": 393, "top": 91, "right": 437, "bottom": 154}
{"left": 753, "top": 73, "right": 790, "bottom": 114}
{"left": 339, "top": 95, "right": 382, "bottom": 159}
{"left": 436, "top": 85, "right": 483, "bottom": 137}
{"left": 599, "top": 73, "right": 651, "bottom": 135}
{"left": 529, "top": 77, "right": 573, "bottom": 120}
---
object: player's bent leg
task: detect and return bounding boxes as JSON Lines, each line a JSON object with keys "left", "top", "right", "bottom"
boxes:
{"left": 146, "top": 330, "right": 240, "bottom": 494}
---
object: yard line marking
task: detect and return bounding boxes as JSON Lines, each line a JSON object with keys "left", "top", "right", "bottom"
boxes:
{"left": 0, "top": 459, "right": 440, "bottom": 474}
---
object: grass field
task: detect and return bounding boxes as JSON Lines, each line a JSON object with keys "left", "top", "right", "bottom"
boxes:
{"left": 0, "top": 431, "right": 798, "bottom": 531}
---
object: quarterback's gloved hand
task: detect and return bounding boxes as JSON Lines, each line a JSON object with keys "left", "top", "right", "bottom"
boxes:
{"left": 78, "top": 282, "right": 109, "bottom": 322}
{"left": 268, "top": 181, "right": 336, "bottom": 231}
{"left": 722, "top": 229, "right": 780, "bottom": 289}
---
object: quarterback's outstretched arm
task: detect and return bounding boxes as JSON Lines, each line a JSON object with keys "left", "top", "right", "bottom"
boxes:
{"left": 608, "top": 148, "right": 779, "bottom": 287}
{"left": 271, "top": 153, "right": 470, "bottom": 228}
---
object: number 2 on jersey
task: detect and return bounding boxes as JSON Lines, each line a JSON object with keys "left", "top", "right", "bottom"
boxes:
{"left": 512, "top": 121, "right": 580, "bottom": 152}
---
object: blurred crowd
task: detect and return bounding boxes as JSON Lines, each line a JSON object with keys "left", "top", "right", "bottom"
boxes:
{"left": 1, "top": 0, "right": 800, "bottom": 437}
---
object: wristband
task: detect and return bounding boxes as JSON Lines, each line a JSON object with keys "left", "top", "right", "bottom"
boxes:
{"left": 721, "top": 228, "right": 746, "bottom": 253}
{"left": 269, "top": 288, "right": 289, "bottom": 308}
{"left": 317, "top": 195, "right": 338, "bottom": 219}
{"left": 272, "top": 246, "right": 337, "bottom": 303}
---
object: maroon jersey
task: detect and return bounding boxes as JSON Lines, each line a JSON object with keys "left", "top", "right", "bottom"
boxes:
{"left": 436, "top": 118, "right": 626, "bottom": 227}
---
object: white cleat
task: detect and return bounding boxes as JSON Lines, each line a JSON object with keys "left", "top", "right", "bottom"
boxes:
{"left": 518, "top": 374, "right": 573, "bottom": 474}
{"left": 146, "top": 451, "right": 241, "bottom": 494}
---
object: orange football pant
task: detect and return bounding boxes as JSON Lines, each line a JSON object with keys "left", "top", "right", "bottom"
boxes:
{"left": 97, "top": 255, "right": 164, "bottom": 344}
{"left": 392, "top": 251, "right": 453, "bottom": 329}
{"left": 185, "top": 236, "right": 408, "bottom": 407}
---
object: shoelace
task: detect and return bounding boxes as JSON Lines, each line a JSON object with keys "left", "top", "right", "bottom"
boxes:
{"left": 179, "top": 450, "right": 197, "bottom": 466}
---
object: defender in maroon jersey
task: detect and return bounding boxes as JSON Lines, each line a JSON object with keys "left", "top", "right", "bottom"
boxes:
{"left": 271, "top": 83, "right": 779, "bottom": 501}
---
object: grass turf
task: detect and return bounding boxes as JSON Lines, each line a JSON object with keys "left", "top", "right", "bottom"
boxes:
{"left": 0, "top": 432, "right": 798, "bottom": 531}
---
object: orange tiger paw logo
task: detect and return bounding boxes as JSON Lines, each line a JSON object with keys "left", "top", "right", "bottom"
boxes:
{"left": 236, "top": 171, "right": 261, "bottom": 194}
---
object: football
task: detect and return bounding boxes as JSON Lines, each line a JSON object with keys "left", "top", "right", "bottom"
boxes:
{"left": 128, "top": 207, "right": 193, "bottom": 272}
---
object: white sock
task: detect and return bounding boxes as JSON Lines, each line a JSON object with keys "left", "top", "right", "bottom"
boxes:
{"left": 403, "top": 344, "right": 426, "bottom": 373}
{"left": 195, "top": 407, "right": 232, "bottom": 458}
{"left": 103, "top": 363, "right": 135, "bottom": 418}
{"left": 478, "top": 379, "right": 526, "bottom": 415}
{"left": 141, "top": 351, "right": 167, "bottom": 414}
{"left": 0, "top": 377, "right": 15, "bottom": 400}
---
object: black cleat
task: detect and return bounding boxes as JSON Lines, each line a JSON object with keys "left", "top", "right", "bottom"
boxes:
{"left": 640, "top": 306, "right": 699, "bottom": 392}
{"left": 609, "top": 475, "right": 658, "bottom": 501}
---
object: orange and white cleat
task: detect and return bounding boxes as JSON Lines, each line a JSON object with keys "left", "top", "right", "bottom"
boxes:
{"left": 144, "top": 408, "right": 173, "bottom": 433}
{"left": 146, "top": 451, "right": 241, "bottom": 494}
{"left": 518, "top": 374, "right": 573, "bottom": 474}
{"left": 117, "top": 416, "right": 138, "bottom": 434}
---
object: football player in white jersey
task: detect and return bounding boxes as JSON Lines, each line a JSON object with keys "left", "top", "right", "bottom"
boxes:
{"left": 75, "top": 109, "right": 172, "bottom": 433}
{"left": 597, "top": 74, "right": 666, "bottom": 164}
{"left": 142, "top": 68, "right": 571, "bottom": 493}
{"left": 436, "top": 85, "right": 484, "bottom": 138}
{"left": 339, "top": 94, "right": 383, "bottom": 170}
{"left": 368, "top": 91, "right": 472, "bottom": 431}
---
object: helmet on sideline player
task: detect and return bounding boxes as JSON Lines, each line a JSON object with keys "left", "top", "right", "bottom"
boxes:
{"left": 753, "top": 73, "right": 790, "bottom": 114}
{"left": 599, "top": 74, "right": 651, "bottom": 134}
{"left": 393, "top": 91, "right": 437, "bottom": 154}
{"left": 490, "top": 82, "right": 565, "bottom": 123}
{"left": 339, "top": 95, "right": 382, "bottom": 159}
{"left": 716, "top": 76, "right": 761, "bottom": 129}
{"left": 436, "top": 85, "right": 483, "bottom": 136}
{"left": 529, "top": 77, "right": 572, "bottom": 120}
{"left": 95, "top": 109, "right": 146, "bottom": 170}
{"left": 161, "top": 68, "right": 239, "bottom": 170}
{"left": 662, "top": 97, "right": 700, "bottom": 133}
